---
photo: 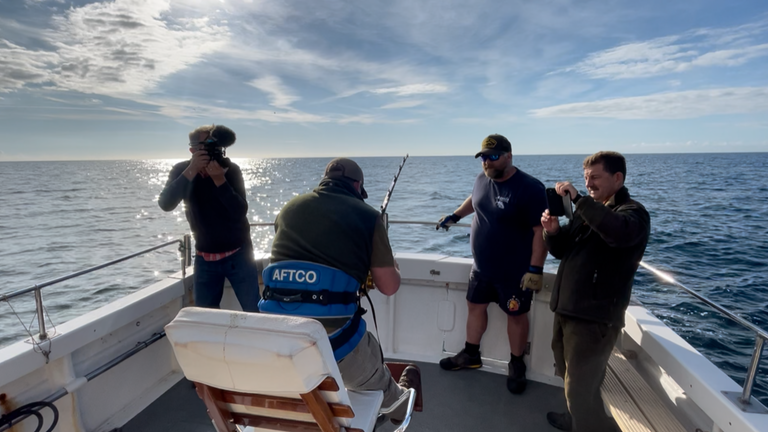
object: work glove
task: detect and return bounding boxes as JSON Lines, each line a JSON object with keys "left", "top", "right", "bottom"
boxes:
{"left": 520, "top": 265, "right": 544, "bottom": 292}
{"left": 436, "top": 213, "right": 462, "bottom": 231}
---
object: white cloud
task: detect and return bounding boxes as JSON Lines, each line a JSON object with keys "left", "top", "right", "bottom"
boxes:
{"left": 529, "top": 87, "right": 768, "bottom": 119}
{"left": 0, "top": 0, "right": 230, "bottom": 96}
{"left": 370, "top": 83, "right": 448, "bottom": 96}
{"left": 156, "top": 100, "right": 330, "bottom": 123}
{"left": 563, "top": 21, "right": 768, "bottom": 79}
{"left": 248, "top": 76, "right": 299, "bottom": 109}
{"left": 0, "top": 39, "right": 59, "bottom": 92}
{"left": 151, "top": 98, "right": 406, "bottom": 124}
{"left": 49, "top": 0, "right": 229, "bottom": 96}
{"left": 380, "top": 100, "right": 425, "bottom": 109}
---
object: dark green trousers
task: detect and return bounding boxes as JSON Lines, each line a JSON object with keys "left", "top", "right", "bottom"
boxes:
{"left": 552, "top": 313, "right": 621, "bottom": 432}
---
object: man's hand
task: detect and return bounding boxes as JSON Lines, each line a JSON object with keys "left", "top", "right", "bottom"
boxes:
{"left": 206, "top": 160, "right": 229, "bottom": 186}
{"left": 436, "top": 213, "right": 461, "bottom": 231}
{"left": 555, "top": 181, "right": 578, "bottom": 198}
{"left": 541, "top": 209, "right": 560, "bottom": 235}
{"left": 183, "top": 150, "right": 210, "bottom": 180}
{"left": 520, "top": 266, "right": 544, "bottom": 292}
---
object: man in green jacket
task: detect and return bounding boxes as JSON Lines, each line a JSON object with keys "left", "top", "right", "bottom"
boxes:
{"left": 264, "top": 158, "right": 419, "bottom": 425}
{"left": 540, "top": 151, "right": 650, "bottom": 432}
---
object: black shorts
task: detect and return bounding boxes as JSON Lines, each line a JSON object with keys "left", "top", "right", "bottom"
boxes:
{"left": 466, "top": 270, "right": 533, "bottom": 316}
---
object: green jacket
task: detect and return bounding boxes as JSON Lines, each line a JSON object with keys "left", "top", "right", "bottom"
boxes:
{"left": 271, "top": 179, "right": 379, "bottom": 284}
{"left": 545, "top": 187, "right": 650, "bottom": 326}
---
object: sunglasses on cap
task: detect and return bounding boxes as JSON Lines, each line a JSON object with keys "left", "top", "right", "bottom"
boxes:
{"left": 479, "top": 154, "right": 501, "bottom": 162}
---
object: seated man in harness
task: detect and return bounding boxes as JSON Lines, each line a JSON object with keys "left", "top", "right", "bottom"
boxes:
{"left": 260, "top": 157, "right": 420, "bottom": 424}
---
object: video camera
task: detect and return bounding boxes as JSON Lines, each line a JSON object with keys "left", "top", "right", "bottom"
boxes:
{"left": 198, "top": 124, "right": 235, "bottom": 169}
{"left": 202, "top": 141, "right": 230, "bottom": 168}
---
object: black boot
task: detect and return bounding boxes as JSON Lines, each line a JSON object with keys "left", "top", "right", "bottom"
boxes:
{"left": 546, "top": 411, "right": 572, "bottom": 431}
{"left": 506, "top": 355, "right": 527, "bottom": 394}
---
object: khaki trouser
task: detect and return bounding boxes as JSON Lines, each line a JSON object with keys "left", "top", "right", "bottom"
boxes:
{"left": 337, "top": 331, "right": 407, "bottom": 420}
{"left": 552, "top": 313, "right": 621, "bottom": 432}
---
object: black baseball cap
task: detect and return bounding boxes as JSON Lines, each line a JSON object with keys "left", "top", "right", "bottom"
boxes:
{"left": 324, "top": 158, "right": 368, "bottom": 199}
{"left": 475, "top": 134, "right": 512, "bottom": 158}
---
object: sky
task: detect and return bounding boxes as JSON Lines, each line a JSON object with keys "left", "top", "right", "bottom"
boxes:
{"left": 1, "top": 0, "right": 767, "bottom": 160}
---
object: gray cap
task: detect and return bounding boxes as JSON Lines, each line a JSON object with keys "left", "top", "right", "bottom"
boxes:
{"left": 324, "top": 158, "right": 368, "bottom": 199}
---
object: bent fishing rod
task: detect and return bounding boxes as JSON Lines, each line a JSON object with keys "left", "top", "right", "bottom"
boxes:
{"left": 380, "top": 154, "right": 409, "bottom": 228}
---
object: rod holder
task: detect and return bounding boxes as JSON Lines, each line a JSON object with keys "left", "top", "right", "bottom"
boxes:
{"left": 183, "top": 234, "right": 192, "bottom": 268}
{"left": 34, "top": 287, "right": 47, "bottom": 341}
{"left": 741, "top": 335, "right": 765, "bottom": 404}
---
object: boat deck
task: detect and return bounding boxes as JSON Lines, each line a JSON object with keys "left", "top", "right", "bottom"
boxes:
{"left": 122, "top": 360, "right": 566, "bottom": 432}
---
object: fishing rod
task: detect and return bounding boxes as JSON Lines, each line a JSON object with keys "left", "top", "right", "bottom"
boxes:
{"left": 380, "top": 154, "right": 409, "bottom": 228}
{"left": 363, "top": 154, "right": 409, "bottom": 345}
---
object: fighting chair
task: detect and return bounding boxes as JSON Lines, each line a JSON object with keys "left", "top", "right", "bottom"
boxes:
{"left": 165, "top": 307, "right": 416, "bottom": 432}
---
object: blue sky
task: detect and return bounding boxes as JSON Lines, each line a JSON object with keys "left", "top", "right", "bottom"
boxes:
{"left": 0, "top": 0, "right": 767, "bottom": 160}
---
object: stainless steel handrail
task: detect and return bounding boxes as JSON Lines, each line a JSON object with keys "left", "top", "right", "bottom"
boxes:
{"left": 1, "top": 239, "right": 181, "bottom": 302}
{"left": 639, "top": 261, "right": 768, "bottom": 341}
{"left": 0, "top": 235, "right": 192, "bottom": 342}
{"left": 639, "top": 260, "right": 767, "bottom": 408}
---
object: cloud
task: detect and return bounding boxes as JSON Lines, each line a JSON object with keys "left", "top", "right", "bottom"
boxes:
{"left": 151, "top": 98, "right": 404, "bottom": 124}
{"left": 0, "top": 39, "right": 59, "bottom": 92}
{"left": 44, "top": 96, "right": 103, "bottom": 105}
{"left": 370, "top": 83, "right": 448, "bottom": 96}
{"left": 248, "top": 76, "right": 300, "bottom": 109}
{"left": 529, "top": 87, "right": 768, "bottom": 119}
{"left": 155, "top": 100, "right": 330, "bottom": 123}
{"left": 562, "top": 21, "right": 768, "bottom": 79}
{"left": 1, "top": 0, "right": 229, "bottom": 96}
{"left": 380, "top": 100, "right": 425, "bottom": 109}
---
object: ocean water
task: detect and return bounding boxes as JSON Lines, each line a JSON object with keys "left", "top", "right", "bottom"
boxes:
{"left": 1, "top": 154, "right": 767, "bottom": 404}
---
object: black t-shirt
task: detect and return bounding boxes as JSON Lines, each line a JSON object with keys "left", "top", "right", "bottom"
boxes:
{"left": 470, "top": 169, "right": 547, "bottom": 283}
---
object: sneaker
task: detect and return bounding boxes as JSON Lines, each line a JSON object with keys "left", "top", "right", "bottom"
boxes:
{"left": 390, "top": 366, "right": 421, "bottom": 426}
{"left": 439, "top": 349, "right": 482, "bottom": 371}
{"left": 546, "top": 411, "right": 572, "bottom": 431}
{"left": 506, "top": 357, "right": 527, "bottom": 394}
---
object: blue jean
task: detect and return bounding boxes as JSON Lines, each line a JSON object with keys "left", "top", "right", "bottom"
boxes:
{"left": 193, "top": 248, "right": 260, "bottom": 312}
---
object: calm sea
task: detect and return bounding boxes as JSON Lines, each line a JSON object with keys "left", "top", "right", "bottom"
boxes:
{"left": 1, "top": 154, "right": 767, "bottom": 403}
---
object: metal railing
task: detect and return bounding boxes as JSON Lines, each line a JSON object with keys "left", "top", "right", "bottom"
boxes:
{"left": 0, "top": 234, "right": 192, "bottom": 343}
{"left": 255, "top": 219, "right": 767, "bottom": 412}
{"left": 639, "top": 261, "right": 767, "bottom": 412}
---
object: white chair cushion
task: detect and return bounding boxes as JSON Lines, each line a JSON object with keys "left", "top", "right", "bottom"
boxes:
{"left": 165, "top": 307, "right": 338, "bottom": 394}
{"left": 166, "top": 307, "right": 383, "bottom": 430}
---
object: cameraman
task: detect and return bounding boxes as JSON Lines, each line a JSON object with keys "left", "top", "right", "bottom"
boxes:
{"left": 158, "top": 124, "right": 259, "bottom": 312}
{"left": 540, "top": 151, "right": 650, "bottom": 432}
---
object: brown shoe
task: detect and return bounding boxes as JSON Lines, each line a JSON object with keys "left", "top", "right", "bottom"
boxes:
{"left": 398, "top": 366, "right": 421, "bottom": 391}
{"left": 390, "top": 366, "right": 421, "bottom": 426}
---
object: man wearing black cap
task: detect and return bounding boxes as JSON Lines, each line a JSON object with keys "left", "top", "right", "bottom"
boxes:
{"left": 158, "top": 124, "right": 260, "bottom": 312}
{"left": 262, "top": 157, "right": 419, "bottom": 424}
{"left": 436, "top": 134, "right": 548, "bottom": 395}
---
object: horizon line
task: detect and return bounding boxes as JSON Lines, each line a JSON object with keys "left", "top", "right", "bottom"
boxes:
{"left": 1, "top": 150, "right": 768, "bottom": 163}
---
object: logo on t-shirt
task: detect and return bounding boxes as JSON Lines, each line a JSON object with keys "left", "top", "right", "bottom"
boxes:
{"left": 495, "top": 196, "right": 509, "bottom": 209}
{"left": 507, "top": 296, "right": 520, "bottom": 312}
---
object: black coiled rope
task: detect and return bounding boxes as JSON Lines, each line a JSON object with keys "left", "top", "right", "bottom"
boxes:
{"left": 0, "top": 400, "right": 59, "bottom": 432}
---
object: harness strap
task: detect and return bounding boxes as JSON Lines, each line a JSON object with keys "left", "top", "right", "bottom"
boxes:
{"left": 262, "top": 286, "right": 359, "bottom": 305}
{"left": 329, "top": 306, "right": 365, "bottom": 352}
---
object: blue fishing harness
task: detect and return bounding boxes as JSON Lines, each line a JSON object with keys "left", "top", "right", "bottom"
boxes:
{"left": 258, "top": 261, "right": 367, "bottom": 361}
